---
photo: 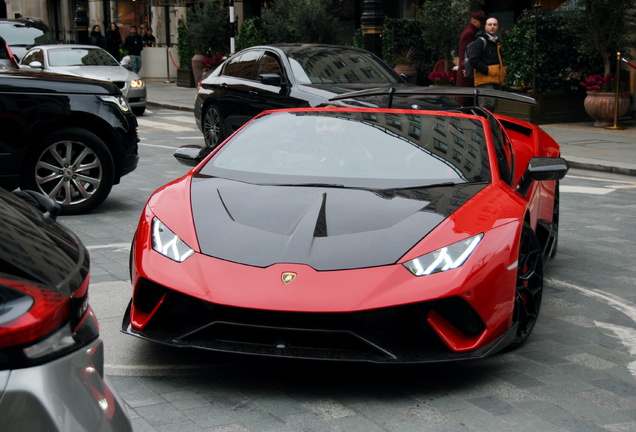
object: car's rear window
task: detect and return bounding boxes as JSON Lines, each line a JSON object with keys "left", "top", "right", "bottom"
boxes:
{"left": 202, "top": 111, "right": 491, "bottom": 189}
{"left": 0, "top": 22, "right": 56, "bottom": 46}
{"left": 48, "top": 48, "right": 119, "bottom": 67}
{"left": 286, "top": 47, "right": 401, "bottom": 85}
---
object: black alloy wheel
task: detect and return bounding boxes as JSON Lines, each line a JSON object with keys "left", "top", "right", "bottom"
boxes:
{"left": 203, "top": 105, "right": 224, "bottom": 149}
{"left": 510, "top": 221, "right": 543, "bottom": 347}
{"left": 22, "top": 128, "right": 115, "bottom": 215}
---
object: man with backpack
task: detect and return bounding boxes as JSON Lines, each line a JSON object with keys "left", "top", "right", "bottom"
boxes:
{"left": 468, "top": 17, "right": 507, "bottom": 112}
{"left": 456, "top": 12, "right": 486, "bottom": 106}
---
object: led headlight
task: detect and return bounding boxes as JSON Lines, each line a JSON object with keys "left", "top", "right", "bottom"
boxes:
{"left": 151, "top": 217, "right": 194, "bottom": 262}
{"left": 130, "top": 79, "right": 144, "bottom": 88}
{"left": 403, "top": 233, "right": 483, "bottom": 276}
{"left": 99, "top": 95, "right": 130, "bottom": 112}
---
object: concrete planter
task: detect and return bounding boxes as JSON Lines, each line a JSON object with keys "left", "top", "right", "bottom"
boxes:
{"left": 496, "top": 91, "right": 588, "bottom": 125}
{"left": 177, "top": 68, "right": 195, "bottom": 88}
{"left": 583, "top": 92, "right": 630, "bottom": 127}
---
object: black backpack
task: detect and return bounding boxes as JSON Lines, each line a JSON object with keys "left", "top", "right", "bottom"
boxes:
{"left": 464, "top": 37, "right": 487, "bottom": 78}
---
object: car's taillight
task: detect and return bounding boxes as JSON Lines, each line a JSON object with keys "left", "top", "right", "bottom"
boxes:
{"left": 0, "top": 280, "right": 70, "bottom": 349}
{"left": 0, "top": 274, "right": 99, "bottom": 369}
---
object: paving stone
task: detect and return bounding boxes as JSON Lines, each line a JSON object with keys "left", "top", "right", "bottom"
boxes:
{"left": 590, "top": 378, "right": 636, "bottom": 398}
{"left": 499, "top": 413, "right": 568, "bottom": 432}
{"left": 559, "top": 316, "right": 597, "bottom": 328}
{"left": 254, "top": 394, "right": 307, "bottom": 417}
{"left": 604, "top": 422, "right": 636, "bottom": 432}
{"left": 478, "top": 383, "right": 539, "bottom": 403}
{"left": 398, "top": 404, "right": 456, "bottom": 427}
{"left": 204, "top": 425, "right": 251, "bottom": 432}
{"left": 429, "top": 424, "right": 478, "bottom": 432}
{"left": 109, "top": 376, "right": 145, "bottom": 392}
{"left": 540, "top": 372, "right": 597, "bottom": 393}
{"left": 382, "top": 419, "right": 435, "bottom": 432}
{"left": 231, "top": 409, "right": 286, "bottom": 432}
{"left": 118, "top": 386, "right": 167, "bottom": 408}
{"left": 518, "top": 351, "right": 570, "bottom": 366}
{"left": 140, "top": 377, "right": 185, "bottom": 394}
{"left": 505, "top": 359, "right": 560, "bottom": 379}
{"left": 130, "top": 416, "right": 159, "bottom": 432}
{"left": 492, "top": 370, "right": 547, "bottom": 389}
{"left": 418, "top": 393, "right": 471, "bottom": 412}
{"left": 577, "top": 344, "right": 636, "bottom": 367}
{"left": 183, "top": 406, "right": 236, "bottom": 429}
{"left": 563, "top": 353, "right": 617, "bottom": 370}
{"left": 527, "top": 385, "right": 587, "bottom": 406}
{"left": 466, "top": 395, "right": 525, "bottom": 417}
{"left": 299, "top": 398, "right": 355, "bottom": 420}
{"left": 282, "top": 412, "right": 335, "bottom": 432}
{"left": 551, "top": 417, "right": 610, "bottom": 432}
{"left": 161, "top": 391, "right": 212, "bottom": 410}
{"left": 514, "top": 400, "right": 576, "bottom": 421}
{"left": 563, "top": 402, "right": 632, "bottom": 425}
{"left": 351, "top": 401, "right": 406, "bottom": 424}
{"left": 136, "top": 403, "right": 188, "bottom": 426}
{"left": 156, "top": 420, "right": 204, "bottom": 432}
{"left": 577, "top": 389, "right": 636, "bottom": 412}
{"left": 329, "top": 415, "right": 385, "bottom": 432}
{"left": 553, "top": 363, "right": 610, "bottom": 381}
{"left": 448, "top": 406, "right": 510, "bottom": 430}
{"left": 209, "top": 392, "right": 259, "bottom": 413}
{"left": 376, "top": 392, "right": 421, "bottom": 410}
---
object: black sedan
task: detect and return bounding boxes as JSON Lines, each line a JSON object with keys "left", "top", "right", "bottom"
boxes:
{"left": 194, "top": 44, "right": 458, "bottom": 149}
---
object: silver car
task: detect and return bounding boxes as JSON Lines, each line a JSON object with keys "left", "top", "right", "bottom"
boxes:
{"left": 20, "top": 44, "right": 147, "bottom": 115}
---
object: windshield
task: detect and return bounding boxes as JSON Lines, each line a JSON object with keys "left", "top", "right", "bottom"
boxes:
{"left": 47, "top": 48, "right": 119, "bottom": 67}
{"left": 202, "top": 111, "right": 491, "bottom": 189}
{"left": 286, "top": 47, "right": 401, "bottom": 84}
{"left": 0, "top": 23, "right": 56, "bottom": 46}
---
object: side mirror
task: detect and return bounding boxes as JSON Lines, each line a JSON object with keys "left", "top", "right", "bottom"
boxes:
{"left": 517, "top": 157, "right": 569, "bottom": 196}
{"left": 13, "top": 190, "right": 60, "bottom": 221}
{"left": 260, "top": 73, "right": 282, "bottom": 86}
{"left": 28, "top": 61, "right": 43, "bottom": 69}
{"left": 174, "top": 145, "right": 213, "bottom": 167}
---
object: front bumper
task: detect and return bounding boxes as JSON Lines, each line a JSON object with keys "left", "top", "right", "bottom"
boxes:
{"left": 121, "top": 83, "right": 147, "bottom": 108}
{"left": 0, "top": 338, "right": 132, "bottom": 432}
{"left": 122, "top": 289, "right": 517, "bottom": 363}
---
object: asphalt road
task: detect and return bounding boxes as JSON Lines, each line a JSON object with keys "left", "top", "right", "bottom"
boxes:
{"left": 57, "top": 108, "right": 636, "bottom": 432}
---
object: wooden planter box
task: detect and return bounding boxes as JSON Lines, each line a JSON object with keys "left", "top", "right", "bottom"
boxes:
{"left": 177, "top": 67, "right": 195, "bottom": 88}
{"left": 496, "top": 91, "right": 588, "bottom": 125}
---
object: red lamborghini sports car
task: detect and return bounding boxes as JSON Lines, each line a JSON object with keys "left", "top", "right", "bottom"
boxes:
{"left": 122, "top": 88, "right": 569, "bottom": 363}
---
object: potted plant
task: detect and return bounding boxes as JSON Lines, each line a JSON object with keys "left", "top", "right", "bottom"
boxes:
{"left": 393, "top": 48, "right": 418, "bottom": 83}
{"left": 428, "top": 71, "right": 456, "bottom": 87}
{"left": 580, "top": 73, "right": 630, "bottom": 127}
{"left": 176, "top": 19, "right": 195, "bottom": 88}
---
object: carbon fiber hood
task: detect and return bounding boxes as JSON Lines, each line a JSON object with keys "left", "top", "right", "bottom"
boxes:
{"left": 191, "top": 178, "right": 486, "bottom": 270}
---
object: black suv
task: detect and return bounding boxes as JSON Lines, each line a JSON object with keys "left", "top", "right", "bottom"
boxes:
{"left": 0, "top": 17, "right": 56, "bottom": 63}
{"left": 0, "top": 68, "right": 139, "bottom": 214}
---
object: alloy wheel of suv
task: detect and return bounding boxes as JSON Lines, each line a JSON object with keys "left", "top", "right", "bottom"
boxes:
{"left": 22, "top": 127, "right": 115, "bottom": 215}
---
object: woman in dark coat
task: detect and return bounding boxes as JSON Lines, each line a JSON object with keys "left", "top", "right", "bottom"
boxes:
{"left": 456, "top": 13, "right": 485, "bottom": 105}
{"left": 105, "top": 23, "right": 122, "bottom": 61}
{"left": 89, "top": 24, "right": 106, "bottom": 49}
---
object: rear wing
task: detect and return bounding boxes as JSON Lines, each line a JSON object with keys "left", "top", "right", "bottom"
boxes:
{"left": 329, "top": 87, "right": 537, "bottom": 109}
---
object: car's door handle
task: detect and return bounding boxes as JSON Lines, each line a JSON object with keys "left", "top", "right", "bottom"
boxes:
{"left": 249, "top": 90, "right": 258, "bottom": 96}
{"left": 220, "top": 83, "right": 228, "bottom": 90}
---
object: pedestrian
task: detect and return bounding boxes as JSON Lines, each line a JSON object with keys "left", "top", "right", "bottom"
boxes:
{"left": 105, "top": 23, "right": 122, "bottom": 61}
{"left": 124, "top": 25, "right": 144, "bottom": 74}
{"left": 469, "top": 17, "right": 506, "bottom": 112}
{"left": 89, "top": 24, "right": 106, "bottom": 49}
{"left": 142, "top": 28, "right": 156, "bottom": 47}
{"left": 456, "top": 12, "right": 486, "bottom": 106}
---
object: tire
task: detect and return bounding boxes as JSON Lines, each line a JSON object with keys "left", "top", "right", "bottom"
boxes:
{"left": 509, "top": 221, "right": 544, "bottom": 348}
{"left": 203, "top": 105, "right": 224, "bottom": 149}
{"left": 21, "top": 127, "right": 115, "bottom": 215}
{"left": 132, "top": 107, "right": 146, "bottom": 116}
{"left": 550, "top": 181, "right": 560, "bottom": 258}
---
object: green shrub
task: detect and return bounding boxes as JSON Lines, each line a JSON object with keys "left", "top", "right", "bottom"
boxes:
{"left": 177, "top": 19, "right": 193, "bottom": 68}
{"left": 381, "top": 18, "right": 435, "bottom": 85}
{"left": 186, "top": 0, "right": 232, "bottom": 56}
{"left": 261, "top": 0, "right": 342, "bottom": 44}
{"left": 236, "top": 17, "right": 265, "bottom": 51}
{"left": 502, "top": 11, "right": 602, "bottom": 93}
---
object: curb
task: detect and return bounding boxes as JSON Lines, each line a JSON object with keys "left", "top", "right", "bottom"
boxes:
{"left": 147, "top": 101, "right": 194, "bottom": 113}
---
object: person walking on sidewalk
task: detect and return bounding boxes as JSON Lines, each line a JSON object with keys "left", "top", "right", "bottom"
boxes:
{"left": 469, "top": 17, "right": 506, "bottom": 112}
{"left": 89, "top": 25, "right": 106, "bottom": 49}
{"left": 124, "top": 26, "right": 144, "bottom": 74}
{"left": 456, "top": 12, "right": 485, "bottom": 105}
{"left": 106, "top": 23, "right": 122, "bottom": 61}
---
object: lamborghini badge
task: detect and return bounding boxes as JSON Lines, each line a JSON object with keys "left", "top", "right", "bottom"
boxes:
{"left": 282, "top": 272, "right": 297, "bottom": 285}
